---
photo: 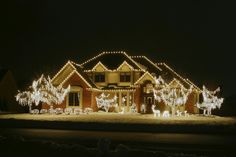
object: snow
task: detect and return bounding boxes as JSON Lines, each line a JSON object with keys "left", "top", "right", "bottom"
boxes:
{"left": 0, "top": 113, "right": 235, "bottom": 125}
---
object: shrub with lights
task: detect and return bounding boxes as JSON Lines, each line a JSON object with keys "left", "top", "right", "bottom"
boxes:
{"left": 16, "top": 74, "right": 70, "bottom": 113}
{"left": 153, "top": 76, "right": 193, "bottom": 117}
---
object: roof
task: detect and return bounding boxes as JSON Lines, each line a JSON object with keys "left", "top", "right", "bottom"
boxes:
{"left": 51, "top": 61, "right": 96, "bottom": 88}
{"left": 134, "top": 71, "right": 156, "bottom": 85}
{"left": 131, "top": 56, "right": 162, "bottom": 75}
{"left": 157, "top": 63, "right": 201, "bottom": 91}
{"left": 79, "top": 51, "right": 144, "bottom": 71}
{"left": 73, "top": 63, "right": 97, "bottom": 88}
{"left": 51, "top": 51, "right": 201, "bottom": 91}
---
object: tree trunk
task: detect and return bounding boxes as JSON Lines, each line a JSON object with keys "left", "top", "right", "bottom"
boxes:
{"left": 29, "top": 105, "right": 32, "bottom": 113}
{"left": 171, "top": 106, "right": 175, "bottom": 116}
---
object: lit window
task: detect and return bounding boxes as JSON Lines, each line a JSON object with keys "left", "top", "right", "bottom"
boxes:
{"left": 120, "top": 72, "right": 131, "bottom": 82}
{"left": 68, "top": 92, "right": 80, "bottom": 106}
{"left": 95, "top": 73, "right": 105, "bottom": 82}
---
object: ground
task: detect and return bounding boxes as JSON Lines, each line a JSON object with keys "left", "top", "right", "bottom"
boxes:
{"left": 1, "top": 113, "right": 236, "bottom": 156}
{"left": 0, "top": 112, "right": 235, "bottom": 125}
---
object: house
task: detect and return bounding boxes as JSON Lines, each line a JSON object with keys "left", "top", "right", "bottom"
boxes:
{"left": 42, "top": 51, "right": 201, "bottom": 113}
{"left": 0, "top": 68, "right": 20, "bottom": 112}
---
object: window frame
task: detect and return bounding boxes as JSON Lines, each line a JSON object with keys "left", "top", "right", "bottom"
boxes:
{"left": 120, "top": 72, "right": 131, "bottom": 82}
{"left": 94, "top": 72, "right": 105, "bottom": 82}
{"left": 66, "top": 86, "right": 83, "bottom": 108}
{"left": 68, "top": 92, "right": 80, "bottom": 107}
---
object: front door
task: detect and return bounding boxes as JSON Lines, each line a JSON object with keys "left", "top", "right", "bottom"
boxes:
{"left": 144, "top": 95, "right": 153, "bottom": 113}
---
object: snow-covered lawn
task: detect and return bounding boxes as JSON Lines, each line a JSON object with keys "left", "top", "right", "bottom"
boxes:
{"left": 0, "top": 113, "right": 235, "bottom": 125}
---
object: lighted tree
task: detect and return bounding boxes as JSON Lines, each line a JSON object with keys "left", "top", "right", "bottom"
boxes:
{"left": 16, "top": 74, "right": 70, "bottom": 112}
{"left": 95, "top": 93, "right": 118, "bottom": 112}
{"left": 15, "top": 91, "right": 34, "bottom": 111}
{"left": 153, "top": 76, "right": 192, "bottom": 116}
{"left": 196, "top": 85, "right": 224, "bottom": 116}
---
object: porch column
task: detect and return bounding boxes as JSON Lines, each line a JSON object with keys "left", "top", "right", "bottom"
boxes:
{"left": 118, "top": 92, "right": 122, "bottom": 112}
{"left": 91, "top": 92, "right": 94, "bottom": 110}
{"left": 126, "top": 91, "right": 130, "bottom": 112}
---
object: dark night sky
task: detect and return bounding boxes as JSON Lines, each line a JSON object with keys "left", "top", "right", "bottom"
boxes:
{"left": 1, "top": 0, "right": 236, "bottom": 96}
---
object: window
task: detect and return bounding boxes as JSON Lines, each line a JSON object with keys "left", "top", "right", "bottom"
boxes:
{"left": 95, "top": 73, "right": 105, "bottom": 82}
{"left": 146, "top": 83, "right": 153, "bottom": 93}
{"left": 120, "top": 72, "right": 131, "bottom": 82}
{"left": 68, "top": 92, "right": 80, "bottom": 106}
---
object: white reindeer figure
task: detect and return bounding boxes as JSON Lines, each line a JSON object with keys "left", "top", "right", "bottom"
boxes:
{"left": 152, "top": 105, "right": 160, "bottom": 117}
{"left": 119, "top": 107, "right": 125, "bottom": 114}
{"left": 162, "top": 110, "right": 170, "bottom": 118}
{"left": 176, "top": 110, "right": 182, "bottom": 116}
{"left": 196, "top": 85, "right": 224, "bottom": 116}
{"left": 96, "top": 93, "right": 118, "bottom": 112}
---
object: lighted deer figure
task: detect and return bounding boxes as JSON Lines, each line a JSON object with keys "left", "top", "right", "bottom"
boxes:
{"left": 196, "top": 85, "right": 224, "bottom": 116}
{"left": 96, "top": 93, "right": 118, "bottom": 112}
{"left": 151, "top": 105, "right": 160, "bottom": 117}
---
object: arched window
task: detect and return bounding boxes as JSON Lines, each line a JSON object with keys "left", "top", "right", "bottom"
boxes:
{"left": 67, "top": 86, "right": 83, "bottom": 108}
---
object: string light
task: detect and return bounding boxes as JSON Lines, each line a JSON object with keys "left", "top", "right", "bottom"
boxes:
{"left": 87, "top": 88, "right": 136, "bottom": 92}
{"left": 51, "top": 61, "right": 76, "bottom": 82}
{"left": 16, "top": 74, "right": 70, "bottom": 112}
{"left": 131, "top": 56, "right": 162, "bottom": 71}
{"left": 60, "top": 70, "right": 94, "bottom": 88}
{"left": 117, "top": 61, "right": 134, "bottom": 71}
{"left": 91, "top": 61, "right": 109, "bottom": 71}
{"left": 134, "top": 71, "right": 155, "bottom": 85}
{"left": 157, "top": 62, "right": 201, "bottom": 92}
{"left": 79, "top": 51, "right": 146, "bottom": 72}
{"left": 196, "top": 85, "right": 224, "bottom": 116}
{"left": 153, "top": 76, "right": 193, "bottom": 116}
{"left": 95, "top": 93, "right": 118, "bottom": 112}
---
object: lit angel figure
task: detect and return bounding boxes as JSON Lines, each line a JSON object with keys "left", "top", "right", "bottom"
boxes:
{"left": 153, "top": 76, "right": 192, "bottom": 116}
{"left": 16, "top": 74, "right": 70, "bottom": 113}
{"left": 95, "top": 93, "right": 118, "bottom": 112}
{"left": 196, "top": 85, "right": 224, "bottom": 116}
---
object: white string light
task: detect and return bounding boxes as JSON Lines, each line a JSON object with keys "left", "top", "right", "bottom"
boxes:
{"left": 95, "top": 93, "right": 118, "bottom": 112}
{"left": 16, "top": 74, "right": 70, "bottom": 112}
{"left": 153, "top": 76, "right": 193, "bottom": 116}
{"left": 196, "top": 85, "right": 224, "bottom": 116}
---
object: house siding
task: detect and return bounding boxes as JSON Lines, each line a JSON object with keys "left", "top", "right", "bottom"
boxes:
{"left": 42, "top": 72, "right": 92, "bottom": 110}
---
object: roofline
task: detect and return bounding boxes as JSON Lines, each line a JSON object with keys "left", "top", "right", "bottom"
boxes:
{"left": 134, "top": 71, "right": 155, "bottom": 85}
{"left": 79, "top": 51, "right": 146, "bottom": 72}
{"left": 167, "top": 78, "right": 187, "bottom": 90}
{"left": 117, "top": 60, "right": 134, "bottom": 71}
{"left": 157, "top": 62, "right": 201, "bottom": 92}
{"left": 80, "top": 51, "right": 124, "bottom": 66}
{"left": 131, "top": 55, "right": 162, "bottom": 71}
{"left": 87, "top": 87, "right": 136, "bottom": 92}
{"left": 91, "top": 61, "right": 109, "bottom": 71}
{"left": 51, "top": 61, "right": 94, "bottom": 88}
{"left": 60, "top": 70, "right": 93, "bottom": 88}
{"left": 51, "top": 61, "right": 76, "bottom": 83}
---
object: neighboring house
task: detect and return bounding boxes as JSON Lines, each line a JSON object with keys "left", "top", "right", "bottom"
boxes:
{"left": 0, "top": 68, "right": 19, "bottom": 112}
{"left": 42, "top": 51, "right": 201, "bottom": 113}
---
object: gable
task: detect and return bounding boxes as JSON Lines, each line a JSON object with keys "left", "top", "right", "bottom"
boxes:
{"left": 157, "top": 62, "right": 201, "bottom": 92}
{"left": 80, "top": 51, "right": 144, "bottom": 71}
{"left": 117, "top": 61, "right": 134, "bottom": 71}
{"left": 168, "top": 78, "right": 185, "bottom": 89}
{"left": 92, "top": 62, "right": 108, "bottom": 72}
{"left": 51, "top": 61, "right": 76, "bottom": 85}
{"left": 134, "top": 72, "right": 155, "bottom": 85}
{"left": 61, "top": 70, "right": 92, "bottom": 88}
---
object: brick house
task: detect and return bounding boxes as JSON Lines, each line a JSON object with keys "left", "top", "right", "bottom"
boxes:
{"left": 42, "top": 51, "right": 200, "bottom": 113}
